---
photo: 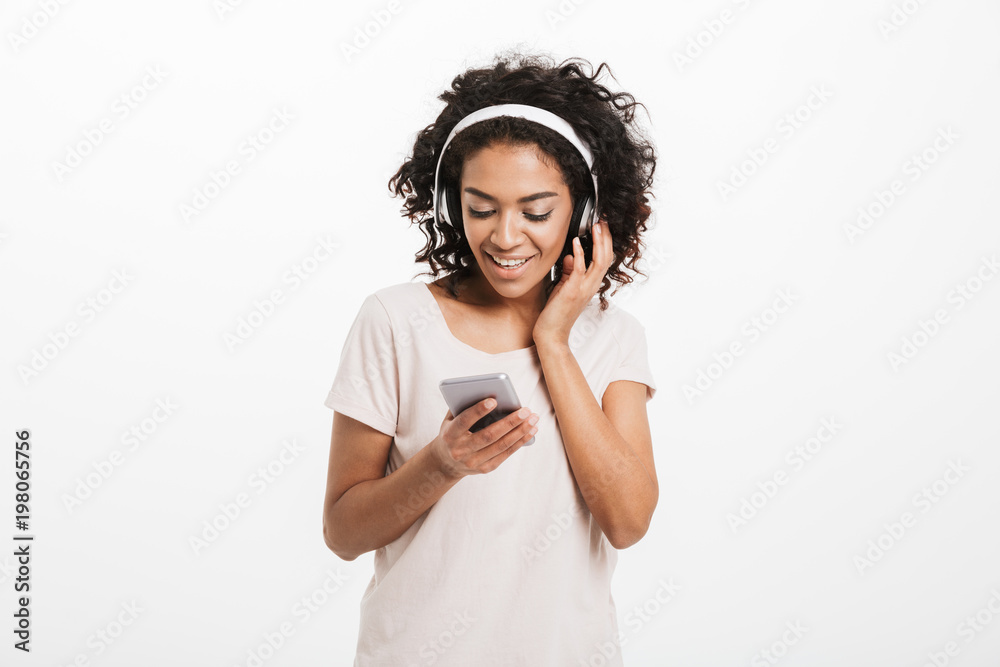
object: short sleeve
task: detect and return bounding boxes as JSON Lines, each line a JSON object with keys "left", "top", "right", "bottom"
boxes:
{"left": 607, "top": 317, "right": 657, "bottom": 402}
{"left": 323, "top": 293, "right": 399, "bottom": 437}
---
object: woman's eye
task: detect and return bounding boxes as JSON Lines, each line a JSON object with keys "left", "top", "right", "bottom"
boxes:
{"left": 467, "top": 208, "right": 553, "bottom": 222}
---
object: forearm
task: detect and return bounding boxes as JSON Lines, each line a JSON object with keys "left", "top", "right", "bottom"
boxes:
{"left": 536, "top": 340, "right": 657, "bottom": 548}
{"left": 324, "top": 443, "right": 461, "bottom": 560}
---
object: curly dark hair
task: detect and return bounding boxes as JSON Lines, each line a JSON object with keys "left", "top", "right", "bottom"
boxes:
{"left": 388, "top": 50, "right": 657, "bottom": 312}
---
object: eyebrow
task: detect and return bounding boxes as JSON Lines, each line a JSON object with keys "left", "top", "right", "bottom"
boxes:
{"left": 463, "top": 187, "right": 558, "bottom": 203}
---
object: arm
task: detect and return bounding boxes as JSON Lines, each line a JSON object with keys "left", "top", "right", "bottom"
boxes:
{"left": 323, "top": 398, "right": 536, "bottom": 560}
{"left": 322, "top": 411, "right": 461, "bottom": 561}
{"left": 535, "top": 339, "right": 658, "bottom": 549}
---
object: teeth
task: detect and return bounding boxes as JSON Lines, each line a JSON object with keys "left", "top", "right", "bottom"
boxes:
{"left": 490, "top": 254, "right": 528, "bottom": 268}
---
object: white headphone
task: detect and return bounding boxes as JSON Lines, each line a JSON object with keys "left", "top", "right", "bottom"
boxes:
{"left": 431, "top": 103, "right": 600, "bottom": 240}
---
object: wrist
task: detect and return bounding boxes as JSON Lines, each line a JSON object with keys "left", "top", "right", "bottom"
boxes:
{"left": 534, "top": 336, "right": 571, "bottom": 355}
{"left": 426, "top": 437, "right": 465, "bottom": 482}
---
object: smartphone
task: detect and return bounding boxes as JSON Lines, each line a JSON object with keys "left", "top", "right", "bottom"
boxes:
{"left": 438, "top": 372, "right": 535, "bottom": 446}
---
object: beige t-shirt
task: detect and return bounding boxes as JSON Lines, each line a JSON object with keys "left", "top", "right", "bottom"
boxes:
{"left": 324, "top": 280, "right": 656, "bottom": 666}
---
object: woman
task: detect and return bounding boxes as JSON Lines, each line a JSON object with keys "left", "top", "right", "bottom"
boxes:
{"left": 322, "top": 51, "right": 658, "bottom": 666}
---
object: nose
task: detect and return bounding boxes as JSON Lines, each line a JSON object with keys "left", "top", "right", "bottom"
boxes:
{"left": 490, "top": 210, "right": 525, "bottom": 249}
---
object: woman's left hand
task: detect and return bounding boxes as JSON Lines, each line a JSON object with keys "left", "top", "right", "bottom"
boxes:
{"left": 532, "top": 218, "right": 614, "bottom": 348}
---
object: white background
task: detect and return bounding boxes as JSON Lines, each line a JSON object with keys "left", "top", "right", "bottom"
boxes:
{"left": 2, "top": 0, "right": 999, "bottom": 665}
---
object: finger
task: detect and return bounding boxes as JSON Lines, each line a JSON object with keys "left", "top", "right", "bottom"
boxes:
{"left": 490, "top": 415, "right": 534, "bottom": 452}
{"left": 572, "top": 237, "right": 584, "bottom": 274}
{"left": 476, "top": 406, "right": 533, "bottom": 446}
{"left": 603, "top": 220, "right": 613, "bottom": 260}
{"left": 586, "top": 221, "right": 607, "bottom": 276}
{"left": 458, "top": 398, "right": 496, "bottom": 432}
{"left": 478, "top": 411, "right": 536, "bottom": 463}
{"left": 597, "top": 220, "right": 612, "bottom": 271}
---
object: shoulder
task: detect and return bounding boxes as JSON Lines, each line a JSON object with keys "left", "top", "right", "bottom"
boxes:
{"left": 358, "top": 281, "right": 426, "bottom": 314}
{"left": 588, "top": 297, "right": 646, "bottom": 339}
{"left": 568, "top": 297, "right": 643, "bottom": 356}
{"left": 371, "top": 281, "right": 424, "bottom": 302}
{"left": 348, "top": 282, "right": 431, "bottom": 335}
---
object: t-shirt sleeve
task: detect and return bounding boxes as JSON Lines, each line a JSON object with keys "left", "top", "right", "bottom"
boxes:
{"left": 323, "top": 293, "right": 399, "bottom": 437}
{"left": 607, "top": 316, "right": 657, "bottom": 402}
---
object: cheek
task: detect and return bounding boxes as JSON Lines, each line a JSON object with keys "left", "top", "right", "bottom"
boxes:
{"left": 464, "top": 226, "right": 486, "bottom": 248}
{"left": 543, "top": 229, "right": 568, "bottom": 255}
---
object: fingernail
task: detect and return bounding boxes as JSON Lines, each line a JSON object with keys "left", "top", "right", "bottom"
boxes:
{"left": 528, "top": 414, "right": 539, "bottom": 425}
{"left": 518, "top": 407, "right": 530, "bottom": 418}
{"left": 486, "top": 399, "right": 496, "bottom": 409}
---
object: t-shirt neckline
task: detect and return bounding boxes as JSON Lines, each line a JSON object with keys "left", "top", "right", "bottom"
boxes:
{"left": 418, "top": 282, "right": 538, "bottom": 359}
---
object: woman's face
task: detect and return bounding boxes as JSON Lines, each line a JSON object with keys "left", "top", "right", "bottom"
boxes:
{"left": 459, "top": 142, "right": 573, "bottom": 298}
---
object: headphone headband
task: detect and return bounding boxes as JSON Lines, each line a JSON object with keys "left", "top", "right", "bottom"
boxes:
{"left": 431, "top": 103, "right": 599, "bottom": 231}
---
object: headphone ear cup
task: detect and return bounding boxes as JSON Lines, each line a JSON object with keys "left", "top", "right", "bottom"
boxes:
{"left": 569, "top": 197, "right": 585, "bottom": 238}
{"left": 560, "top": 198, "right": 584, "bottom": 265}
{"left": 436, "top": 186, "right": 446, "bottom": 226}
{"left": 443, "top": 183, "right": 463, "bottom": 229}
{"left": 576, "top": 196, "right": 595, "bottom": 237}
{"left": 562, "top": 196, "right": 595, "bottom": 270}
{"left": 568, "top": 196, "right": 595, "bottom": 239}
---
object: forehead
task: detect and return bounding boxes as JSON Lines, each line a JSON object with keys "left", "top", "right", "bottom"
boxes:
{"left": 460, "top": 143, "right": 567, "bottom": 190}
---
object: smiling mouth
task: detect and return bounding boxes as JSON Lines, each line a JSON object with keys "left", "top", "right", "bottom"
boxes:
{"left": 487, "top": 252, "right": 535, "bottom": 268}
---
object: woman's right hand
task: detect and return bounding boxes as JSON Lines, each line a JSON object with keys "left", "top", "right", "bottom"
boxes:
{"left": 430, "top": 399, "right": 539, "bottom": 479}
